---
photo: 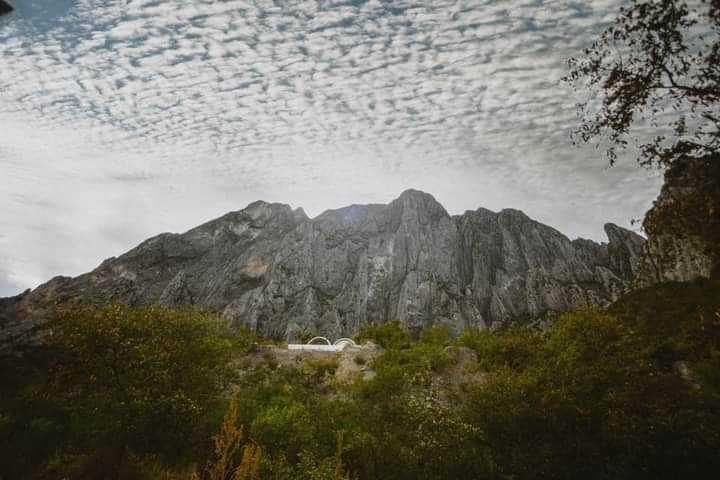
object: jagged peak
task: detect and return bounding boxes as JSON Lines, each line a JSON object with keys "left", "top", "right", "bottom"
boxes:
{"left": 293, "top": 207, "right": 309, "bottom": 222}
{"left": 182, "top": 201, "right": 302, "bottom": 238}
{"left": 603, "top": 223, "right": 645, "bottom": 245}
{"left": 241, "top": 200, "right": 299, "bottom": 221}
{"left": 313, "top": 190, "right": 450, "bottom": 225}
{"left": 243, "top": 199, "right": 293, "bottom": 212}
{"left": 396, "top": 188, "right": 439, "bottom": 203}
{"left": 472, "top": 206, "right": 497, "bottom": 215}
{"left": 1, "top": 189, "right": 649, "bottom": 345}
{"left": 498, "top": 208, "right": 530, "bottom": 219}
{"left": 317, "top": 204, "right": 375, "bottom": 224}
{"left": 453, "top": 207, "right": 498, "bottom": 228}
{"left": 390, "top": 189, "right": 449, "bottom": 218}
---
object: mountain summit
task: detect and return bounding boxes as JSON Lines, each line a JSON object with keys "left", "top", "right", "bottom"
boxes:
{"left": 0, "top": 191, "right": 645, "bottom": 342}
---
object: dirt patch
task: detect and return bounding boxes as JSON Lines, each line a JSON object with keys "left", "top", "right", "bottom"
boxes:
{"left": 249, "top": 342, "right": 381, "bottom": 383}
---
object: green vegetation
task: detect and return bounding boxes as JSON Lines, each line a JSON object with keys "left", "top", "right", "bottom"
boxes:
{"left": 0, "top": 304, "right": 253, "bottom": 479}
{"left": 355, "top": 319, "right": 411, "bottom": 350}
{"left": 565, "top": 0, "right": 720, "bottom": 168}
{"left": 2, "top": 3, "right": 715, "bottom": 478}
{"left": 565, "top": 0, "right": 720, "bottom": 276}
{"left": 1, "top": 282, "right": 719, "bottom": 479}
{"left": 461, "top": 304, "right": 720, "bottom": 479}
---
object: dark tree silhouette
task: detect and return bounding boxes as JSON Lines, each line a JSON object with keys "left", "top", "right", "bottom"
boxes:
{"left": 565, "top": 0, "right": 720, "bottom": 168}
{"left": 0, "top": 1, "right": 13, "bottom": 16}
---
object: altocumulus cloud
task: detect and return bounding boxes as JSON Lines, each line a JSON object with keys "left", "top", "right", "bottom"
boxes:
{"left": 0, "top": 0, "right": 662, "bottom": 295}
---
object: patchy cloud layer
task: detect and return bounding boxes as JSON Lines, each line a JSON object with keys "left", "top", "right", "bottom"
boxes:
{"left": 0, "top": 0, "right": 661, "bottom": 295}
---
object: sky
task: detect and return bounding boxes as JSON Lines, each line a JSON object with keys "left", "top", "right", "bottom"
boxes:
{"left": 0, "top": 0, "right": 663, "bottom": 296}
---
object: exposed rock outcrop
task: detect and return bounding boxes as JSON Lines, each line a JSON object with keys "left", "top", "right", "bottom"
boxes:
{"left": 635, "top": 155, "right": 720, "bottom": 287}
{"left": 1, "top": 190, "right": 645, "bottom": 345}
{"left": 636, "top": 235, "right": 713, "bottom": 286}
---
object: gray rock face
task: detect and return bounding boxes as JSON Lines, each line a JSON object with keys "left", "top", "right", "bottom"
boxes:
{"left": 1, "top": 190, "right": 645, "bottom": 343}
{"left": 636, "top": 234, "right": 713, "bottom": 287}
{"left": 635, "top": 156, "right": 719, "bottom": 287}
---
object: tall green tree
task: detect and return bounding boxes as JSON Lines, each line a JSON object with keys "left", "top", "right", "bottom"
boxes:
{"left": 461, "top": 307, "right": 720, "bottom": 479}
{"left": 566, "top": 0, "right": 720, "bottom": 273}
{"left": 44, "top": 304, "right": 242, "bottom": 465}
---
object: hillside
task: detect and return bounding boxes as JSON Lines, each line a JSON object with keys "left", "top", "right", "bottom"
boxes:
{"left": 2, "top": 279, "right": 718, "bottom": 479}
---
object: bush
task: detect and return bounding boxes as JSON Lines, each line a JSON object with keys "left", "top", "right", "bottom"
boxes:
{"left": 303, "top": 356, "right": 339, "bottom": 381}
{"left": 461, "top": 306, "right": 720, "bottom": 479}
{"left": 355, "top": 320, "right": 411, "bottom": 349}
{"left": 0, "top": 303, "right": 247, "bottom": 478}
{"left": 3, "top": 285, "right": 719, "bottom": 480}
{"left": 458, "top": 325, "right": 543, "bottom": 371}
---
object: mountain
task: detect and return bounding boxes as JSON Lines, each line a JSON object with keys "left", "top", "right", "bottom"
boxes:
{"left": 0, "top": 190, "right": 645, "bottom": 344}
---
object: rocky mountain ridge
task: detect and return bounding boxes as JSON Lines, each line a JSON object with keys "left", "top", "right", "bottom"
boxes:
{"left": 1, "top": 190, "right": 646, "bottom": 343}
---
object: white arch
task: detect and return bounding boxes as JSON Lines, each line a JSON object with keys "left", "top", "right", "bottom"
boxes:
{"left": 333, "top": 338, "right": 358, "bottom": 348}
{"left": 288, "top": 336, "right": 360, "bottom": 351}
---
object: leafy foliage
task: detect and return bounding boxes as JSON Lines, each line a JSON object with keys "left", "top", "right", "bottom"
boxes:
{"left": 566, "top": 0, "right": 720, "bottom": 277}
{"left": 0, "top": 304, "right": 250, "bottom": 478}
{"left": 193, "top": 390, "right": 261, "bottom": 480}
{"left": 565, "top": 0, "right": 720, "bottom": 167}
{"left": 355, "top": 319, "right": 411, "bottom": 349}
{"left": 44, "top": 304, "right": 244, "bottom": 458}
{"left": 458, "top": 325, "right": 543, "bottom": 371}
{"left": 462, "top": 305, "right": 720, "bottom": 479}
{"left": 610, "top": 277, "right": 720, "bottom": 392}
{"left": 2, "top": 289, "right": 719, "bottom": 479}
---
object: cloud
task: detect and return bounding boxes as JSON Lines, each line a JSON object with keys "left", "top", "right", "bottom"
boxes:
{"left": 0, "top": 0, "right": 662, "bottom": 293}
{"left": 0, "top": 262, "right": 23, "bottom": 297}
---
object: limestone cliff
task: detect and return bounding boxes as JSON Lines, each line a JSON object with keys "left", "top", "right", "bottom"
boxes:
{"left": 635, "top": 156, "right": 720, "bottom": 287}
{"left": 0, "top": 190, "right": 645, "bottom": 343}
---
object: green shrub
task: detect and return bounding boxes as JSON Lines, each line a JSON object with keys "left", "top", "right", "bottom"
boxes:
{"left": 0, "top": 303, "right": 246, "bottom": 478}
{"left": 458, "top": 324, "right": 544, "bottom": 371}
{"left": 355, "top": 320, "right": 411, "bottom": 349}
{"left": 418, "top": 323, "right": 452, "bottom": 346}
{"left": 3, "top": 283, "right": 719, "bottom": 480}
{"left": 303, "top": 355, "right": 339, "bottom": 381}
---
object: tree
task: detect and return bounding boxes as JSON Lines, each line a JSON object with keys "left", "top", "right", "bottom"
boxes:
{"left": 565, "top": 0, "right": 720, "bottom": 168}
{"left": 0, "top": 1, "right": 13, "bottom": 16}
{"left": 193, "top": 390, "right": 262, "bottom": 480}
{"left": 461, "top": 307, "right": 720, "bottom": 479}
{"left": 355, "top": 320, "right": 411, "bottom": 350}
{"left": 43, "top": 304, "right": 243, "bottom": 467}
{"left": 566, "top": 0, "right": 720, "bottom": 275}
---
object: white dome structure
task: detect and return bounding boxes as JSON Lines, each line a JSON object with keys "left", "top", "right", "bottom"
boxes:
{"left": 287, "top": 336, "right": 359, "bottom": 352}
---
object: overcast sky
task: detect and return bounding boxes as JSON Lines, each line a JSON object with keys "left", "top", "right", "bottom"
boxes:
{"left": 0, "top": 0, "right": 662, "bottom": 296}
